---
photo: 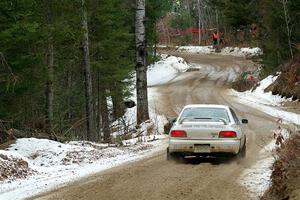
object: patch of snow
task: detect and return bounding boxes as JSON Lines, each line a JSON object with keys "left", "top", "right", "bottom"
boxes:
{"left": 0, "top": 54, "right": 186, "bottom": 199}
{"left": 147, "top": 54, "right": 191, "bottom": 86}
{"left": 229, "top": 75, "right": 300, "bottom": 125}
{"left": 148, "top": 87, "right": 169, "bottom": 133}
{"left": 240, "top": 155, "right": 274, "bottom": 199}
{"left": 177, "top": 46, "right": 215, "bottom": 54}
{"left": 7, "top": 138, "right": 84, "bottom": 168}
{"left": 221, "top": 47, "right": 262, "bottom": 57}
{"left": 177, "top": 46, "right": 262, "bottom": 57}
{"left": 231, "top": 75, "right": 290, "bottom": 106}
{"left": 111, "top": 86, "right": 168, "bottom": 139}
{"left": 239, "top": 128, "right": 290, "bottom": 199}
{"left": 0, "top": 137, "right": 167, "bottom": 200}
{"left": 0, "top": 150, "right": 36, "bottom": 182}
{"left": 231, "top": 73, "right": 297, "bottom": 198}
{"left": 156, "top": 45, "right": 168, "bottom": 48}
{"left": 113, "top": 54, "right": 185, "bottom": 137}
{"left": 240, "top": 47, "right": 262, "bottom": 57}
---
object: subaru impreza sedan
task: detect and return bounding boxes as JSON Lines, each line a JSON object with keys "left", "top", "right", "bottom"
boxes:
{"left": 167, "top": 104, "right": 248, "bottom": 160}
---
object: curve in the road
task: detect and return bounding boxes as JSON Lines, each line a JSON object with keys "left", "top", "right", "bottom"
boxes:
{"left": 29, "top": 53, "right": 280, "bottom": 200}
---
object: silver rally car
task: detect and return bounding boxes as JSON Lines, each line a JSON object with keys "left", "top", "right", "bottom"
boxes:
{"left": 167, "top": 104, "right": 248, "bottom": 160}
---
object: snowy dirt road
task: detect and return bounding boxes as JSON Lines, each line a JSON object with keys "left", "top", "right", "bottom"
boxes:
{"left": 29, "top": 53, "right": 281, "bottom": 200}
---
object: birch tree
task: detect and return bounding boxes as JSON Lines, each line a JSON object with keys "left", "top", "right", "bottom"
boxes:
{"left": 81, "top": 0, "right": 95, "bottom": 141}
{"left": 135, "top": 0, "right": 149, "bottom": 125}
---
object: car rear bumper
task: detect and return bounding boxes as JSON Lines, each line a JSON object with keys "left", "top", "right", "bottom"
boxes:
{"left": 169, "top": 138, "right": 241, "bottom": 154}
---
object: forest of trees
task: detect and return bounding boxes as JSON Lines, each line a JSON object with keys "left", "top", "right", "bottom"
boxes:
{"left": 1, "top": 0, "right": 299, "bottom": 143}
{"left": 0, "top": 0, "right": 170, "bottom": 142}
{"left": 216, "top": 0, "right": 299, "bottom": 75}
{"left": 167, "top": 0, "right": 299, "bottom": 73}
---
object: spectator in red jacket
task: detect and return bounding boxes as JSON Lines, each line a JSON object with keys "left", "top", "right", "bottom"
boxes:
{"left": 213, "top": 31, "right": 219, "bottom": 45}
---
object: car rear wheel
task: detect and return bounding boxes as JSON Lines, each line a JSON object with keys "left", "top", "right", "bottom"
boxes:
{"left": 236, "top": 140, "right": 246, "bottom": 159}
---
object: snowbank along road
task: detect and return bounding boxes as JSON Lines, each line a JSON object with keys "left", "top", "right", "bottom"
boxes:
{"left": 30, "top": 53, "right": 280, "bottom": 200}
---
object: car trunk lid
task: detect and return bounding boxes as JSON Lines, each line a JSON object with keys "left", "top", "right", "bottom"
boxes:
{"left": 180, "top": 121, "right": 228, "bottom": 139}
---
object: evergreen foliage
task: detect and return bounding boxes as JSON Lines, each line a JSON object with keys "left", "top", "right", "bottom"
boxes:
{"left": 214, "top": 0, "right": 299, "bottom": 73}
{"left": 259, "top": 0, "right": 300, "bottom": 74}
{"left": 167, "top": 0, "right": 299, "bottom": 73}
{"left": 0, "top": 0, "right": 171, "bottom": 141}
{"left": 1, "top": 0, "right": 299, "bottom": 141}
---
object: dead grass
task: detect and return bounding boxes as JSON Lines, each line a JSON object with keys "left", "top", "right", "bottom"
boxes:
{"left": 261, "top": 132, "right": 300, "bottom": 200}
{"left": 267, "top": 54, "right": 300, "bottom": 101}
{"left": 0, "top": 140, "right": 16, "bottom": 150}
{"left": 232, "top": 78, "right": 257, "bottom": 92}
{"left": 0, "top": 153, "right": 36, "bottom": 182}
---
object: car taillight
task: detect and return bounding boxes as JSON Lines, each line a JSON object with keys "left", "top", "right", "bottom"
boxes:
{"left": 219, "top": 131, "right": 237, "bottom": 138}
{"left": 170, "top": 130, "right": 187, "bottom": 137}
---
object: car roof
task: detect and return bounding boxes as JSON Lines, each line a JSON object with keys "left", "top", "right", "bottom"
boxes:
{"left": 183, "top": 104, "right": 230, "bottom": 109}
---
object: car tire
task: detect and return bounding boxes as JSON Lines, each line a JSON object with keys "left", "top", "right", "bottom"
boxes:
{"left": 237, "top": 139, "right": 246, "bottom": 159}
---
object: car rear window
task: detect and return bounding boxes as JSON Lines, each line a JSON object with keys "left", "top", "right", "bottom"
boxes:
{"left": 180, "top": 107, "right": 230, "bottom": 122}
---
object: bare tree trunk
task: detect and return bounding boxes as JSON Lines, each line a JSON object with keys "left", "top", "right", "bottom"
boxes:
{"left": 111, "top": 86, "right": 125, "bottom": 120}
{"left": 67, "top": 63, "right": 73, "bottom": 122}
{"left": 135, "top": 0, "right": 149, "bottom": 125}
{"left": 45, "top": 0, "right": 54, "bottom": 135}
{"left": 197, "top": 0, "right": 202, "bottom": 45}
{"left": 154, "top": 27, "right": 157, "bottom": 57}
{"left": 281, "top": 0, "right": 293, "bottom": 59}
{"left": 81, "top": 0, "right": 95, "bottom": 141}
{"left": 96, "top": 69, "right": 102, "bottom": 140}
{"left": 100, "top": 89, "right": 110, "bottom": 143}
{"left": 162, "top": 21, "right": 170, "bottom": 44}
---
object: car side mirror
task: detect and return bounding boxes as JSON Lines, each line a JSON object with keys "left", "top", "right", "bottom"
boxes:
{"left": 241, "top": 119, "right": 248, "bottom": 124}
